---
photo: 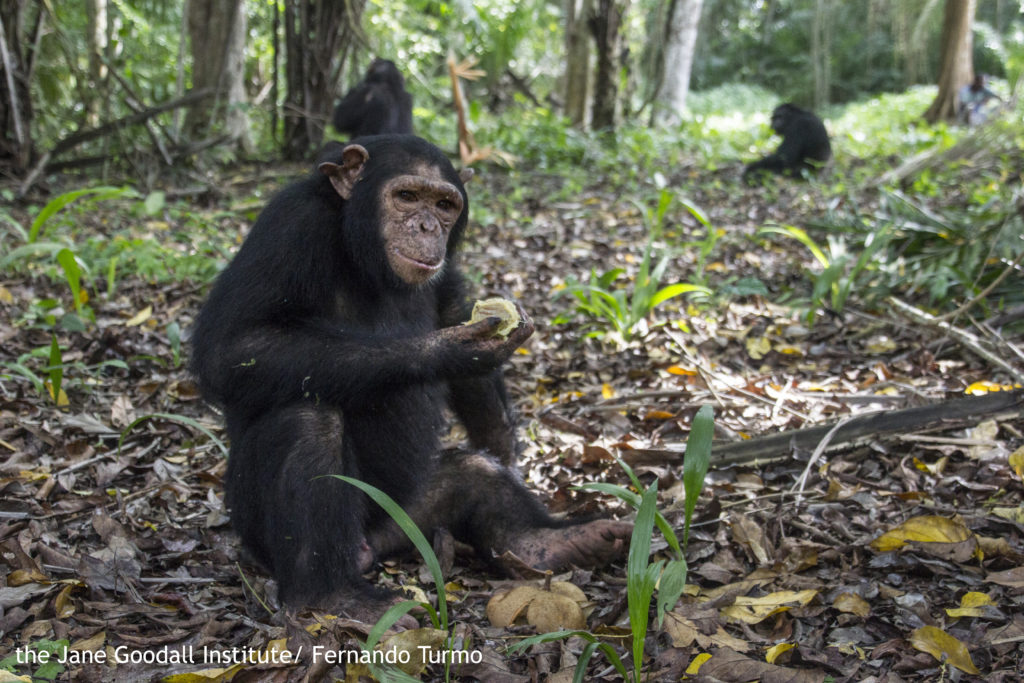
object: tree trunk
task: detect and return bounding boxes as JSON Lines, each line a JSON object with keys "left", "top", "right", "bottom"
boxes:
{"left": 588, "top": 0, "right": 627, "bottom": 131}
{"left": 186, "top": 0, "right": 252, "bottom": 152}
{"left": 564, "top": 0, "right": 592, "bottom": 128}
{"left": 281, "top": 0, "right": 365, "bottom": 160}
{"left": 811, "top": 0, "right": 832, "bottom": 109}
{"left": 0, "top": 0, "right": 39, "bottom": 173}
{"left": 84, "top": 0, "right": 108, "bottom": 126}
{"left": 653, "top": 0, "right": 703, "bottom": 126}
{"left": 923, "top": 0, "right": 976, "bottom": 124}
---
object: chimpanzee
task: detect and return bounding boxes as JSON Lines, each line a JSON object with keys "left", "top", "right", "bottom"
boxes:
{"left": 332, "top": 59, "right": 414, "bottom": 138}
{"left": 190, "top": 135, "right": 631, "bottom": 619}
{"left": 743, "top": 103, "right": 831, "bottom": 183}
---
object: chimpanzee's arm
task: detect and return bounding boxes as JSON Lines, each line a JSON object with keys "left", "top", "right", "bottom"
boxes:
{"left": 194, "top": 314, "right": 524, "bottom": 421}
{"left": 436, "top": 275, "right": 519, "bottom": 464}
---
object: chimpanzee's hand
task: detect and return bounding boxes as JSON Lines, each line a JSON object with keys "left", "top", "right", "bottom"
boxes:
{"left": 433, "top": 304, "right": 534, "bottom": 373}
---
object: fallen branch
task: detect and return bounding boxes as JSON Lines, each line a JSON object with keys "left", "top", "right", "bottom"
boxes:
{"left": 50, "top": 88, "right": 214, "bottom": 158}
{"left": 888, "top": 296, "right": 1024, "bottom": 385}
{"left": 18, "top": 88, "right": 216, "bottom": 195}
{"left": 621, "top": 389, "right": 1024, "bottom": 467}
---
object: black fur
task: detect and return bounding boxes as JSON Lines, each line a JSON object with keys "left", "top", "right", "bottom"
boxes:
{"left": 191, "top": 135, "right": 560, "bottom": 607}
{"left": 744, "top": 103, "right": 831, "bottom": 182}
{"left": 333, "top": 59, "right": 414, "bottom": 138}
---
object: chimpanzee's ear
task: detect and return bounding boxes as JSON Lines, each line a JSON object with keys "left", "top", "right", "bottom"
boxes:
{"left": 319, "top": 144, "right": 369, "bottom": 200}
{"left": 458, "top": 167, "right": 474, "bottom": 184}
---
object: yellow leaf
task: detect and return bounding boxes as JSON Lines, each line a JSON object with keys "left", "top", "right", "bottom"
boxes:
{"left": 45, "top": 381, "right": 69, "bottom": 406}
{"left": 865, "top": 336, "right": 898, "bottom": 353}
{"left": 946, "top": 591, "right": 996, "bottom": 617}
{"left": 377, "top": 627, "right": 448, "bottom": 676}
{"left": 959, "top": 591, "right": 995, "bottom": 608}
{"left": 765, "top": 642, "right": 795, "bottom": 663}
{"left": 666, "top": 365, "right": 696, "bottom": 376}
{"left": 0, "top": 285, "right": 13, "bottom": 303}
{"left": 601, "top": 383, "right": 615, "bottom": 399}
{"left": 965, "top": 380, "right": 1021, "bottom": 394}
{"left": 1009, "top": 445, "right": 1024, "bottom": 478}
{"left": 723, "top": 589, "right": 816, "bottom": 626}
{"left": 400, "top": 584, "right": 429, "bottom": 604}
{"left": 833, "top": 592, "right": 871, "bottom": 617}
{"left": 125, "top": 305, "right": 153, "bottom": 327}
{"left": 745, "top": 336, "right": 771, "bottom": 360}
{"left": 734, "top": 590, "right": 817, "bottom": 607}
{"left": 870, "top": 515, "right": 972, "bottom": 551}
{"left": 991, "top": 507, "right": 1024, "bottom": 524}
{"left": 686, "top": 652, "right": 712, "bottom": 674}
{"left": 0, "top": 671, "right": 32, "bottom": 682}
{"left": 17, "top": 469, "right": 50, "bottom": 484}
{"left": 162, "top": 664, "right": 244, "bottom": 682}
{"left": 909, "top": 625, "right": 980, "bottom": 674}
{"left": 722, "top": 604, "right": 789, "bottom": 624}
{"left": 773, "top": 344, "right": 804, "bottom": 356}
{"left": 55, "top": 584, "right": 76, "bottom": 618}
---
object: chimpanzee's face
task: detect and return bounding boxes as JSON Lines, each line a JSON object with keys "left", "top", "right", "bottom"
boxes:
{"left": 378, "top": 164, "right": 464, "bottom": 286}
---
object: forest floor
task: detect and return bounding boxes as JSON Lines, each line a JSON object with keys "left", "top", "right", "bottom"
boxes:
{"left": 1, "top": 159, "right": 1023, "bottom": 683}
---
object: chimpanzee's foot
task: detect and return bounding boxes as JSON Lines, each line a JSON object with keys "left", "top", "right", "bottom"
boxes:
{"left": 504, "top": 520, "right": 633, "bottom": 571}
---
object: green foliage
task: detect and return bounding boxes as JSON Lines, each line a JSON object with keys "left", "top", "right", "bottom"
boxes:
{"left": 28, "top": 187, "right": 133, "bottom": 243}
{"left": 4, "top": 186, "right": 228, "bottom": 293}
{"left": 760, "top": 224, "right": 892, "bottom": 323}
{"left": 47, "top": 335, "right": 64, "bottom": 406}
{"left": 549, "top": 408, "right": 713, "bottom": 679}
{"left": 332, "top": 475, "right": 449, "bottom": 632}
{"left": 329, "top": 475, "right": 460, "bottom": 681}
{"left": 555, "top": 190, "right": 712, "bottom": 341}
{"left": 0, "top": 638, "right": 68, "bottom": 681}
{"left": 682, "top": 405, "right": 714, "bottom": 548}
{"left": 625, "top": 482, "right": 661, "bottom": 676}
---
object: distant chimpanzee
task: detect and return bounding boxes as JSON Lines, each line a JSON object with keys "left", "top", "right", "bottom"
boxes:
{"left": 743, "top": 103, "right": 831, "bottom": 183}
{"left": 191, "top": 135, "right": 631, "bottom": 619}
{"left": 332, "top": 59, "right": 414, "bottom": 138}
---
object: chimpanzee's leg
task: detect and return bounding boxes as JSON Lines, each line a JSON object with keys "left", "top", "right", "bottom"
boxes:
{"left": 367, "top": 450, "right": 631, "bottom": 570}
{"left": 226, "top": 406, "right": 377, "bottom": 608}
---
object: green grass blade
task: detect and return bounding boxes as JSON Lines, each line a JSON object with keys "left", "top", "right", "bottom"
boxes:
{"left": 760, "top": 224, "right": 830, "bottom": 268}
{"left": 649, "top": 283, "right": 710, "bottom": 307}
{"left": 56, "top": 248, "right": 83, "bottom": 313}
{"left": 655, "top": 558, "right": 688, "bottom": 627}
{"left": 509, "top": 631, "right": 630, "bottom": 679}
{"left": 683, "top": 405, "right": 714, "bottom": 548}
{"left": 577, "top": 482, "right": 682, "bottom": 558}
{"left": 47, "top": 335, "right": 63, "bottom": 404}
{"left": 330, "top": 475, "right": 448, "bottom": 629}
{"left": 29, "top": 186, "right": 131, "bottom": 243}
{"left": 627, "top": 482, "right": 659, "bottom": 679}
{"left": 366, "top": 599, "right": 424, "bottom": 649}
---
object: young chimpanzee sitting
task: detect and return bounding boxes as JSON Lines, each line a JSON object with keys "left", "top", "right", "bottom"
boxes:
{"left": 743, "top": 103, "right": 831, "bottom": 183}
{"left": 333, "top": 59, "right": 414, "bottom": 138}
{"left": 190, "top": 135, "right": 631, "bottom": 620}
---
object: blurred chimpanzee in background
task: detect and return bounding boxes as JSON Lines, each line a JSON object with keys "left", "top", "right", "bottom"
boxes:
{"left": 333, "top": 59, "right": 414, "bottom": 138}
{"left": 743, "top": 103, "right": 831, "bottom": 183}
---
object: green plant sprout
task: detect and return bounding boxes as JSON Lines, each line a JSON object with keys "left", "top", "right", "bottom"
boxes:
{"left": 555, "top": 190, "right": 711, "bottom": 341}
{"left": 514, "top": 404, "right": 714, "bottom": 681}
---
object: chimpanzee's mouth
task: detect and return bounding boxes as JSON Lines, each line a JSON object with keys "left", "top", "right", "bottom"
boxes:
{"left": 396, "top": 250, "right": 443, "bottom": 271}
